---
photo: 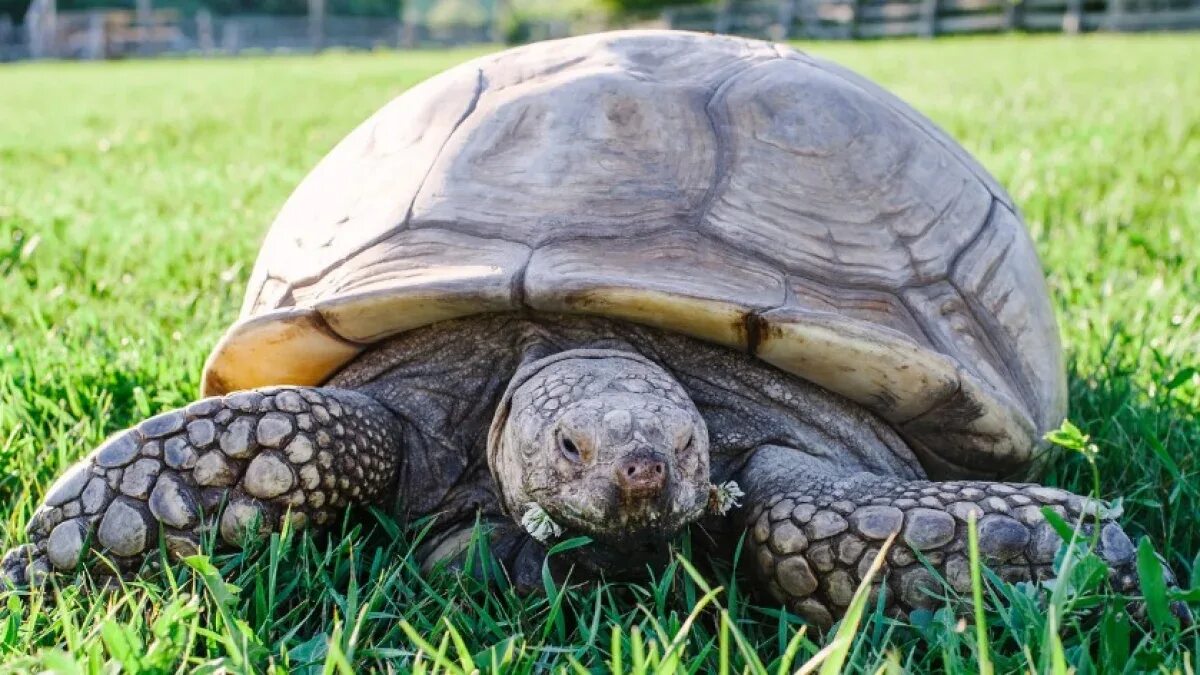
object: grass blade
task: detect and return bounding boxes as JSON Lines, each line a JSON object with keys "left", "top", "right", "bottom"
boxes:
{"left": 967, "top": 513, "right": 993, "bottom": 675}
{"left": 816, "top": 533, "right": 895, "bottom": 675}
{"left": 1136, "top": 537, "right": 1177, "bottom": 633}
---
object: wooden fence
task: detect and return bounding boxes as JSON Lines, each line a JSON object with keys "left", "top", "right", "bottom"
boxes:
{"left": 2, "top": 0, "right": 1197, "bottom": 61}
{"left": 5, "top": 12, "right": 508, "bottom": 59}
{"left": 200, "top": 14, "right": 506, "bottom": 53}
{"left": 0, "top": 6, "right": 585, "bottom": 60}
{"left": 664, "top": 0, "right": 1200, "bottom": 38}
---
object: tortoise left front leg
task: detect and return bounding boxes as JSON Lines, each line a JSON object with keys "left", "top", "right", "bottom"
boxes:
{"left": 734, "top": 445, "right": 1169, "bottom": 628}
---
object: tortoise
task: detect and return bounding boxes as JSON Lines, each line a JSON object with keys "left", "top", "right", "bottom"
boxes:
{"left": 0, "top": 30, "right": 1167, "bottom": 626}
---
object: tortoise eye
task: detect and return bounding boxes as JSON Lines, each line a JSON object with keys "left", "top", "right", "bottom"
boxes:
{"left": 678, "top": 433, "right": 694, "bottom": 454}
{"left": 559, "top": 434, "right": 582, "bottom": 463}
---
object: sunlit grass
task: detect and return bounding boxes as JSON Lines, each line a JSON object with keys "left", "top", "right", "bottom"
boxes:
{"left": 0, "top": 33, "right": 1197, "bottom": 671}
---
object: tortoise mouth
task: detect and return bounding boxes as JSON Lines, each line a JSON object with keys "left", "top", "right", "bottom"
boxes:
{"left": 539, "top": 522, "right": 679, "bottom": 577}
{"left": 570, "top": 538, "right": 675, "bottom": 576}
{"left": 531, "top": 487, "right": 709, "bottom": 550}
{"left": 521, "top": 458, "right": 710, "bottom": 543}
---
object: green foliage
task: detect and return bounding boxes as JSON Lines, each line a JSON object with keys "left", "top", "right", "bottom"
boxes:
{"left": 598, "top": 0, "right": 702, "bottom": 16}
{"left": 425, "top": 0, "right": 488, "bottom": 25}
{"left": 0, "top": 35, "right": 1198, "bottom": 671}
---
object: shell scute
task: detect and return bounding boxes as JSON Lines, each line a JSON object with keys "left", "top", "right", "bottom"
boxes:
{"left": 701, "top": 57, "right": 995, "bottom": 288}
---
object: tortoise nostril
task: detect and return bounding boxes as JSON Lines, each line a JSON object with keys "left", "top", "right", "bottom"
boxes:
{"left": 616, "top": 454, "right": 668, "bottom": 497}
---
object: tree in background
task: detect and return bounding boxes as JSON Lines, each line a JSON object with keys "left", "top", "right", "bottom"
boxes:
{"left": 600, "top": 0, "right": 708, "bottom": 14}
{"left": 3, "top": 0, "right": 36, "bottom": 20}
{"left": 424, "top": 0, "right": 485, "bottom": 24}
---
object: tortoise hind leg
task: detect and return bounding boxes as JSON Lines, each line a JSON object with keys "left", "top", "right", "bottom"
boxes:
{"left": 734, "top": 445, "right": 1178, "bottom": 628}
{"left": 0, "top": 387, "right": 403, "bottom": 586}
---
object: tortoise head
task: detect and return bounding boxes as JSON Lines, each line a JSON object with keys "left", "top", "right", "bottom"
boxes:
{"left": 488, "top": 350, "right": 714, "bottom": 568}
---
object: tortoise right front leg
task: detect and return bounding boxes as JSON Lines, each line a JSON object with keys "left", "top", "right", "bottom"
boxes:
{"left": 0, "top": 387, "right": 403, "bottom": 586}
{"left": 418, "top": 517, "right": 548, "bottom": 594}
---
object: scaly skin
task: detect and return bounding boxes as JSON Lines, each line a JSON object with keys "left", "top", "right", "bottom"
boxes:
{"left": 0, "top": 387, "right": 402, "bottom": 585}
{"left": 736, "top": 445, "right": 1158, "bottom": 627}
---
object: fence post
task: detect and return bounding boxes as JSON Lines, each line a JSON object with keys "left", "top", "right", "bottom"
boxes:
{"left": 221, "top": 18, "right": 240, "bottom": 54}
{"left": 715, "top": 0, "right": 732, "bottom": 33}
{"left": 847, "top": 0, "right": 861, "bottom": 38}
{"left": 196, "top": 8, "right": 214, "bottom": 53}
{"left": 135, "top": 0, "right": 151, "bottom": 53}
{"left": 773, "top": 0, "right": 798, "bottom": 38}
{"left": 84, "top": 10, "right": 104, "bottom": 59}
{"left": 491, "top": 0, "right": 510, "bottom": 43}
{"left": 920, "top": 0, "right": 938, "bottom": 36}
{"left": 0, "top": 14, "right": 11, "bottom": 60}
{"left": 308, "top": 0, "right": 324, "bottom": 51}
{"left": 1104, "top": 0, "right": 1125, "bottom": 30}
{"left": 1004, "top": 0, "right": 1025, "bottom": 30}
{"left": 0, "top": 14, "right": 8, "bottom": 56}
{"left": 26, "top": 0, "right": 57, "bottom": 58}
{"left": 401, "top": 0, "right": 420, "bottom": 47}
{"left": 1063, "top": 0, "right": 1083, "bottom": 32}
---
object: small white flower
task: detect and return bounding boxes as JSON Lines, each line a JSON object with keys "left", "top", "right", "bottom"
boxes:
{"left": 710, "top": 481, "right": 744, "bottom": 515}
{"left": 521, "top": 502, "right": 564, "bottom": 543}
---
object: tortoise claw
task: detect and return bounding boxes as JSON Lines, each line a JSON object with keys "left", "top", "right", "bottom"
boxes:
{"left": 0, "top": 544, "right": 49, "bottom": 589}
{"left": 1171, "top": 600, "right": 1194, "bottom": 627}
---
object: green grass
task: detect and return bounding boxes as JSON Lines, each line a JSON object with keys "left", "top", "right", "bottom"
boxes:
{"left": 0, "top": 34, "right": 1197, "bottom": 672}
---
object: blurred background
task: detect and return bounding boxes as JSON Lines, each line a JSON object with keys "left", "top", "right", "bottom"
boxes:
{"left": 0, "top": 0, "right": 1197, "bottom": 661}
{"left": 0, "top": 0, "right": 1197, "bottom": 60}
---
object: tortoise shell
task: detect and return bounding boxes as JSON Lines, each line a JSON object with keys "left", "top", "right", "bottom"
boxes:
{"left": 202, "top": 30, "right": 1065, "bottom": 478}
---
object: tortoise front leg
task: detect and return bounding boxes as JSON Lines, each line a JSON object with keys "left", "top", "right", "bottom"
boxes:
{"left": 418, "top": 517, "right": 547, "bottom": 594}
{"left": 734, "top": 445, "right": 1169, "bottom": 628}
{"left": 0, "top": 387, "right": 402, "bottom": 586}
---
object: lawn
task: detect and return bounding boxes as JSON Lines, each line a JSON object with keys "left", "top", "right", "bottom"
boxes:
{"left": 0, "top": 33, "right": 1197, "bottom": 672}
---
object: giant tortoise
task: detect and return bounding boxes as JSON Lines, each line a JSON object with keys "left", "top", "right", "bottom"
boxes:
{"left": 0, "top": 30, "right": 1167, "bottom": 626}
